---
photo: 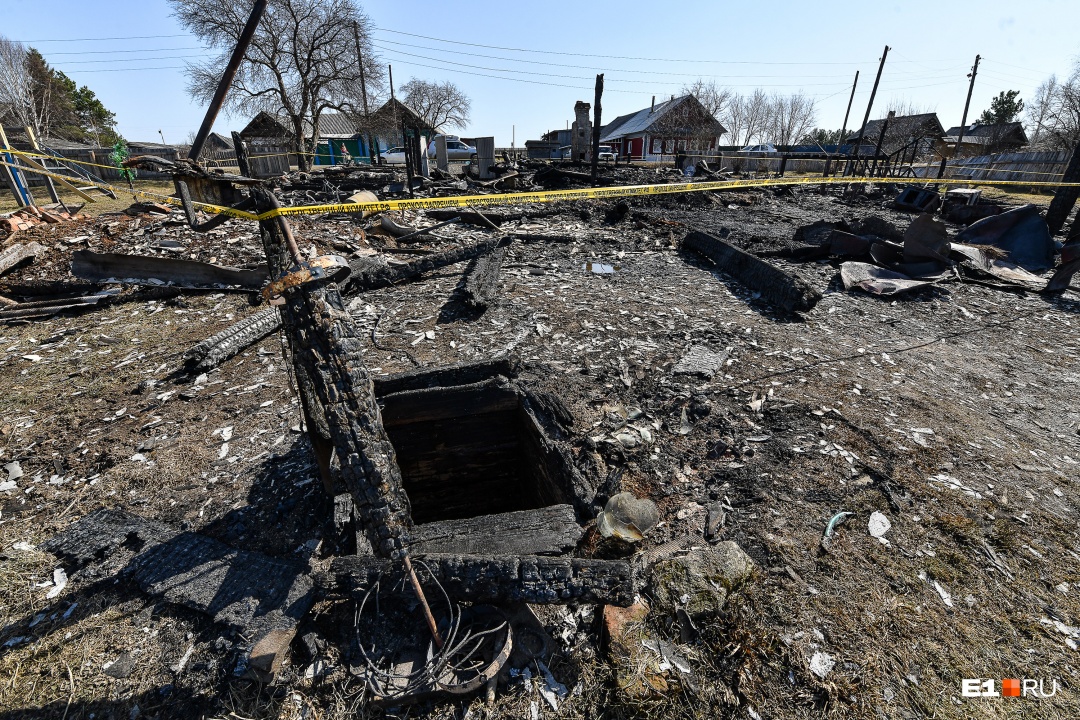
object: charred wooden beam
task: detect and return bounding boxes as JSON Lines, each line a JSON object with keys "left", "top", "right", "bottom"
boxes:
{"left": 183, "top": 307, "right": 282, "bottom": 372}
{"left": 409, "top": 504, "right": 582, "bottom": 556}
{"left": 326, "top": 553, "right": 637, "bottom": 606}
{"left": 254, "top": 187, "right": 413, "bottom": 559}
{"left": 682, "top": 230, "right": 822, "bottom": 313}
{"left": 72, "top": 249, "right": 266, "bottom": 289}
{"left": 462, "top": 242, "right": 509, "bottom": 310}
{"left": 343, "top": 236, "right": 503, "bottom": 295}
{"left": 426, "top": 209, "right": 505, "bottom": 227}
{"left": 184, "top": 237, "right": 505, "bottom": 373}
{"left": 371, "top": 357, "right": 520, "bottom": 396}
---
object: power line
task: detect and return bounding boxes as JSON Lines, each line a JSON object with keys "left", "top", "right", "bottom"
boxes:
{"left": 373, "top": 38, "right": 862, "bottom": 79}
{"left": 377, "top": 46, "right": 854, "bottom": 88}
{"left": 375, "top": 27, "right": 995, "bottom": 71}
{"left": 62, "top": 65, "right": 188, "bottom": 73}
{"left": 53, "top": 55, "right": 202, "bottom": 66}
{"left": 380, "top": 58, "right": 646, "bottom": 94}
{"left": 9, "top": 34, "right": 189, "bottom": 42}
{"left": 46, "top": 46, "right": 206, "bottom": 56}
{"left": 375, "top": 27, "right": 886, "bottom": 65}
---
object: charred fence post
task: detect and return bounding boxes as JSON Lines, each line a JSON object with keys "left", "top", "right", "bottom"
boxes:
{"left": 1046, "top": 139, "right": 1080, "bottom": 235}
{"left": 252, "top": 187, "right": 413, "bottom": 559}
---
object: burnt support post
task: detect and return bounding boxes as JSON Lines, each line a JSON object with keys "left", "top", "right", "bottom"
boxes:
{"left": 846, "top": 45, "right": 888, "bottom": 177}
{"left": 1046, "top": 140, "right": 1080, "bottom": 235}
{"left": 871, "top": 111, "right": 894, "bottom": 177}
{"left": 832, "top": 70, "right": 859, "bottom": 178}
{"left": 231, "top": 131, "right": 251, "bottom": 177}
{"left": 189, "top": 0, "right": 267, "bottom": 161}
{"left": 591, "top": 73, "right": 604, "bottom": 184}
{"left": 388, "top": 64, "right": 415, "bottom": 197}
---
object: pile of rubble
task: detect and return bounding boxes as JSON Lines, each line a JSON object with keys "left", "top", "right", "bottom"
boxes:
{"left": 2, "top": 159, "right": 1080, "bottom": 718}
{"left": 2, "top": 203, "right": 88, "bottom": 237}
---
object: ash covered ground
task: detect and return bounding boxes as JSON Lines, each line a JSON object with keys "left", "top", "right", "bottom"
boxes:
{"left": 1, "top": 177, "right": 1079, "bottom": 720}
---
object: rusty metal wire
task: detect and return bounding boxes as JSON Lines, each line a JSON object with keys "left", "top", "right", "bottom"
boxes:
{"left": 352, "top": 562, "right": 511, "bottom": 699}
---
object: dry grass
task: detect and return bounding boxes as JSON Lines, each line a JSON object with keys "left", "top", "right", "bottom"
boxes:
{"left": 0, "top": 179, "right": 177, "bottom": 218}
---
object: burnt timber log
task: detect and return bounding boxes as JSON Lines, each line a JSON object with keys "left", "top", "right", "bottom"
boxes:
{"left": 462, "top": 242, "right": 509, "bottom": 310}
{"left": 682, "top": 230, "right": 822, "bottom": 313}
{"left": 426, "top": 208, "right": 505, "bottom": 227}
{"left": 71, "top": 249, "right": 266, "bottom": 289}
{"left": 371, "top": 356, "right": 520, "bottom": 395}
{"left": 326, "top": 553, "right": 637, "bottom": 606}
{"left": 410, "top": 504, "right": 583, "bottom": 555}
{"left": 254, "top": 187, "right": 413, "bottom": 559}
{"left": 184, "top": 237, "right": 504, "bottom": 372}
{"left": 183, "top": 306, "right": 282, "bottom": 372}
{"left": 343, "top": 236, "right": 502, "bottom": 295}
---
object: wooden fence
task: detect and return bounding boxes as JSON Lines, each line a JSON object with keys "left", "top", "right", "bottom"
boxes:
{"left": 204, "top": 145, "right": 293, "bottom": 177}
{"left": 910, "top": 150, "right": 1070, "bottom": 182}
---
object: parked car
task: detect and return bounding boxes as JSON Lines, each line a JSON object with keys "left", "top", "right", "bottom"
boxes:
{"left": 558, "top": 145, "right": 615, "bottom": 160}
{"left": 427, "top": 135, "right": 477, "bottom": 161}
{"left": 380, "top": 147, "right": 406, "bottom": 165}
{"left": 737, "top": 143, "right": 778, "bottom": 156}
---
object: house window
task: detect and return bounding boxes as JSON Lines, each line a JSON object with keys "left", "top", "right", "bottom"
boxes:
{"left": 651, "top": 137, "right": 662, "bottom": 154}
{"left": 665, "top": 139, "right": 674, "bottom": 153}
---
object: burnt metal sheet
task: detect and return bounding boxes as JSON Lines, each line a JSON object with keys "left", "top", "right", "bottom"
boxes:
{"left": 950, "top": 243, "right": 1046, "bottom": 290}
{"left": 72, "top": 249, "right": 266, "bottom": 289}
{"left": 840, "top": 261, "right": 949, "bottom": 296}
{"left": 955, "top": 204, "right": 1054, "bottom": 271}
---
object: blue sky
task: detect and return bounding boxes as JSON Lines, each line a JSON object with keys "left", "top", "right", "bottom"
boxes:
{"left": 4, "top": 0, "right": 1078, "bottom": 146}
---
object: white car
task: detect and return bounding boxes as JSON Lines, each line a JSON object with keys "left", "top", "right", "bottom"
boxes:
{"left": 737, "top": 143, "right": 779, "bottom": 156}
{"left": 380, "top": 147, "right": 406, "bottom": 165}
{"left": 427, "top": 136, "right": 477, "bottom": 161}
{"left": 597, "top": 145, "right": 616, "bottom": 161}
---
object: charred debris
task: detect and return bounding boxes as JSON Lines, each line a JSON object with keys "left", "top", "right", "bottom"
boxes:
{"left": 2, "top": 144, "right": 1080, "bottom": 710}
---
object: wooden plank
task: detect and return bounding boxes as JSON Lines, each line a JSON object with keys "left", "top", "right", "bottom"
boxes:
{"left": 23, "top": 126, "right": 63, "bottom": 206}
{"left": 13, "top": 153, "right": 96, "bottom": 202}
{"left": 0, "top": 124, "right": 31, "bottom": 206}
{"left": 410, "top": 504, "right": 583, "bottom": 555}
{"left": 326, "top": 553, "right": 638, "bottom": 606}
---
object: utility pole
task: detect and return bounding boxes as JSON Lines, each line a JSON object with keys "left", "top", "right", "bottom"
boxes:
{"left": 591, "top": 74, "right": 604, "bottom": 183}
{"left": 847, "top": 45, "right": 889, "bottom": 176}
{"left": 389, "top": 64, "right": 414, "bottom": 198}
{"left": 826, "top": 71, "right": 859, "bottom": 177}
{"left": 189, "top": 0, "right": 267, "bottom": 161}
{"left": 938, "top": 54, "right": 980, "bottom": 179}
{"left": 353, "top": 22, "right": 378, "bottom": 165}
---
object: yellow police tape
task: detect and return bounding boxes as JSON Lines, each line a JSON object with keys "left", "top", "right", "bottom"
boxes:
{"left": 3, "top": 156, "right": 1079, "bottom": 224}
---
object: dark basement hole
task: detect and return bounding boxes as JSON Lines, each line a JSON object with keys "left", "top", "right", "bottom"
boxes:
{"left": 378, "top": 382, "right": 570, "bottom": 524}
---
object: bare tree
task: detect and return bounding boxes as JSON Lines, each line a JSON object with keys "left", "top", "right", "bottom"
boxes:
{"left": 1026, "top": 64, "right": 1080, "bottom": 151}
{"left": 0, "top": 36, "right": 49, "bottom": 138}
{"left": 882, "top": 97, "right": 934, "bottom": 117}
{"left": 767, "top": 92, "right": 817, "bottom": 146}
{"left": 682, "top": 79, "right": 732, "bottom": 126}
{"left": 169, "top": 0, "right": 384, "bottom": 171}
{"left": 1027, "top": 76, "right": 1058, "bottom": 148}
{"left": 400, "top": 79, "right": 471, "bottom": 133}
{"left": 735, "top": 89, "right": 772, "bottom": 146}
